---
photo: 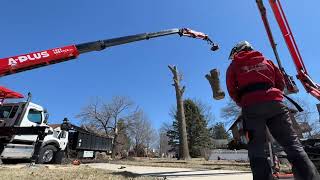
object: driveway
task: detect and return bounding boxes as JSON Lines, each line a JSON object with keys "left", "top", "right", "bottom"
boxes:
{"left": 88, "top": 163, "right": 253, "bottom": 180}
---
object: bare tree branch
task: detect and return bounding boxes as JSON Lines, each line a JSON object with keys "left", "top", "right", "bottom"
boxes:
{"left": 220, "top": 98, "right": 241, "bottom": 126}
{"left": 77, "top": 96, "right": 135, "bottom": 159}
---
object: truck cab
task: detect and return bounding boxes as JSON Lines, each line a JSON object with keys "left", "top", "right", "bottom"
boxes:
{"left": 0, "top": 90, "right": 68, "bottom": 164}
{"left": 0, "top": 102, "right": 47, "bottom": 141}
{"left": 0, "top": 88, "right": 113, "bottom": 164}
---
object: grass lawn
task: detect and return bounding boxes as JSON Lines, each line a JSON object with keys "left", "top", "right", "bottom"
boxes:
{"left": 0, "top": 164, "right": 159, "bottom": 180}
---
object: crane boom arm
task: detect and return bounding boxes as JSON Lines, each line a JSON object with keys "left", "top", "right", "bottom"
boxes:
{"left": 265, "top": 0, "right": 320, "bottom": 100}
{"left": 0, "top": 28, "right": 218, "bottom": 77}
{"left": 256, "top": 0, "right": 298, "bottom": 94}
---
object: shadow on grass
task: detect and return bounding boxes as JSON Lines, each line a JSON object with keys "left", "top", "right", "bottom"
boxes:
{"left": 113, "top": 170, "right": 211, "bottom": 178}
{"left": 139, "top": 170, "right": 252, "bottom": 178}
{"left": 112, "top": 171, "right": 141, "bottom": 178}
{"left": 201, "top": 166, "right": 222, "bottom": 170}
{"left": 202, "top": 163, "right": 249, "bottom": 167}
{"left": 111, "top": 168, "right": 253, "bottom": 179}
{"left": 154, "top": 161, "right": 187, "bottom": 164}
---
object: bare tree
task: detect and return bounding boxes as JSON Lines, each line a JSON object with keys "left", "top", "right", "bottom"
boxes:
{"left": 168, "top": 65, "right": 191, "bottom": 160}
{"left": 284, "top": 96, "right": 312, "bottom": 122}
{"left": 220, "top": 98, "right": 241, "bottom": 125}
{"left": 78, "top": 96, "right": 135, "bottom": 158}
{"left": 284, "top": 96, "right": 318, "bottom": 137}
{"left": 193, "top": 99, "right": 215, "bottom": 125}
{"left": 127, "top": 110, "right": 157, "bottom": 156}
{"left": 159, "top": 123, "right": 171, "bottom": 158}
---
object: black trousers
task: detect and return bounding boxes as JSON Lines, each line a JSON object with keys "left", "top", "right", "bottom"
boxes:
{"left": 242, "top": 101, "right": 320, "bottom": 180}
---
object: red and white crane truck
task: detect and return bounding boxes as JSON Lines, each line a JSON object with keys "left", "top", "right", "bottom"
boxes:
{"left": 0, "top": 28, "right": 218, "bottom": 164}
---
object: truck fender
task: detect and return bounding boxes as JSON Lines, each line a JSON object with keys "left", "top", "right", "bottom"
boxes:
{"left": 42, "top": 140, "right": 60, "bottom": 150}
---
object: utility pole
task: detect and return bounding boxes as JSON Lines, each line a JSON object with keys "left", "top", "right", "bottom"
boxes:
{"left": 168, "top": 65, "right": 191, "bottom": 160}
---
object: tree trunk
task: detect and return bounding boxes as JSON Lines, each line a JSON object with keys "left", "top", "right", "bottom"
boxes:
{"left": 111, "top": 128, "right": 118, "bottom": 159}
{"left": 168, "top": 65, "right": 191, "bottom": 160}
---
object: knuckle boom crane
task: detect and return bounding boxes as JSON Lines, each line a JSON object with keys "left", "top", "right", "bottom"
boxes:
{"left": 0, "top": 28, "right": 218, "bottom": 79}
{"left": 0, "top": 28, "right": 218, "bottom": 164}
{"left": 255, "top": 0, "right": 320, "bottom": 177}
{"left": 256, "top": 0, "right": 320, "bottom": 100}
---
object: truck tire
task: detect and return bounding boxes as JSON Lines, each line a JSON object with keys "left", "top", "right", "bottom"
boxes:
{"left": 37, "top": 145, "right": 58, "bottom": 164}
{"left": 53, "top": 150, "right": 64, "bottom": 164}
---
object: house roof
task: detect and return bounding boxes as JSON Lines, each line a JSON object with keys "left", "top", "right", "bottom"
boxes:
{"left": 228, "top": 115, "right": 242, "bottom": 131}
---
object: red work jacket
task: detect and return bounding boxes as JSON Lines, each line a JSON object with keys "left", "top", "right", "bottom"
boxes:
{"left": 226, "top": 50, "right": 285, "bottom": 107}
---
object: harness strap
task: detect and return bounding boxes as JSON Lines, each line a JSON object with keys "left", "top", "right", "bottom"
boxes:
{"left": 239, "top": 83, "right": 303, "bottom": 112}
{"left": 283, "top": 94, "right": 303, "bottom": 112}
{"left": 238, "top": 83, "right": 272, "bottom": 98}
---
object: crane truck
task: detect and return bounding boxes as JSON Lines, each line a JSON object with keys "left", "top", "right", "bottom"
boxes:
{"left": 0, "top": 28, "right": 218, "bottom": 164}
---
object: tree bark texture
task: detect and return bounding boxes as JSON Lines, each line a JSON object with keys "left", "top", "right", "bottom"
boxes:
{"left": 168, "top": 65, "right": 191, "bottom": 160}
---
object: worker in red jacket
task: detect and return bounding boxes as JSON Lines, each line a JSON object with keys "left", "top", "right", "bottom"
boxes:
{"left": 226, "top": 41, "right": 320, "bottom": 180}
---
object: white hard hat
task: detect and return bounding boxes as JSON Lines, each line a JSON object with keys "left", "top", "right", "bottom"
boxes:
{"left": 229, "top": 41, "right": 254, "bottom": 60}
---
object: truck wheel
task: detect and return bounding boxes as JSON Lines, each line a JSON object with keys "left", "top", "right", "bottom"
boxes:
{"left": 53, "top": 150, "right": 64, "bottom": 164}
{"left": 37, "top": 145, "right": 57, "bottom": 164}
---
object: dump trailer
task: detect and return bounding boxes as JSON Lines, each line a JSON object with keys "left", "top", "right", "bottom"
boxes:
{"left": 59, "top": 119, "right": 112, "bottom": 159}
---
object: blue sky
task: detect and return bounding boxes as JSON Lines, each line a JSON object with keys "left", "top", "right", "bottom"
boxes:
{"left": 0, "top": 1, "right": 319, "bottom": 129}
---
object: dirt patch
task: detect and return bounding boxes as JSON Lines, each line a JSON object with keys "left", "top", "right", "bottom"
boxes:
{"left": 0, "top": 164, "right": 159, "bottom": 180}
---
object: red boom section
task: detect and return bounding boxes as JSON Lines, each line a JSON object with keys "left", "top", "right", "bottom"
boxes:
{"left": 0, "top": 86, "right": 23, "bottom": 99}
{"left": 0, "top": 45, "right": 79, "bottom": 77}
{"left": 0, "top": 86, "right": 24, "bottom": 104}
{"left": 256, "top": 0, "right": 299, "bottom": 94}
{"left": 269, "top": 0, "right": 320, "bottom": 100}
{"left": 269, "top": 0, "right": 306, "bottom": 73}
{"left": 0, "top": 28, "right": 218, "bottom": 101}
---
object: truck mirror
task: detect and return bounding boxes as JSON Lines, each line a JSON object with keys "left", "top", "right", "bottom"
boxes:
{"left": 317, "top": 104, "right": 320, "bottom": 122}
{"left": 44, "top": 113, "right": 49, "bottom": 124}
